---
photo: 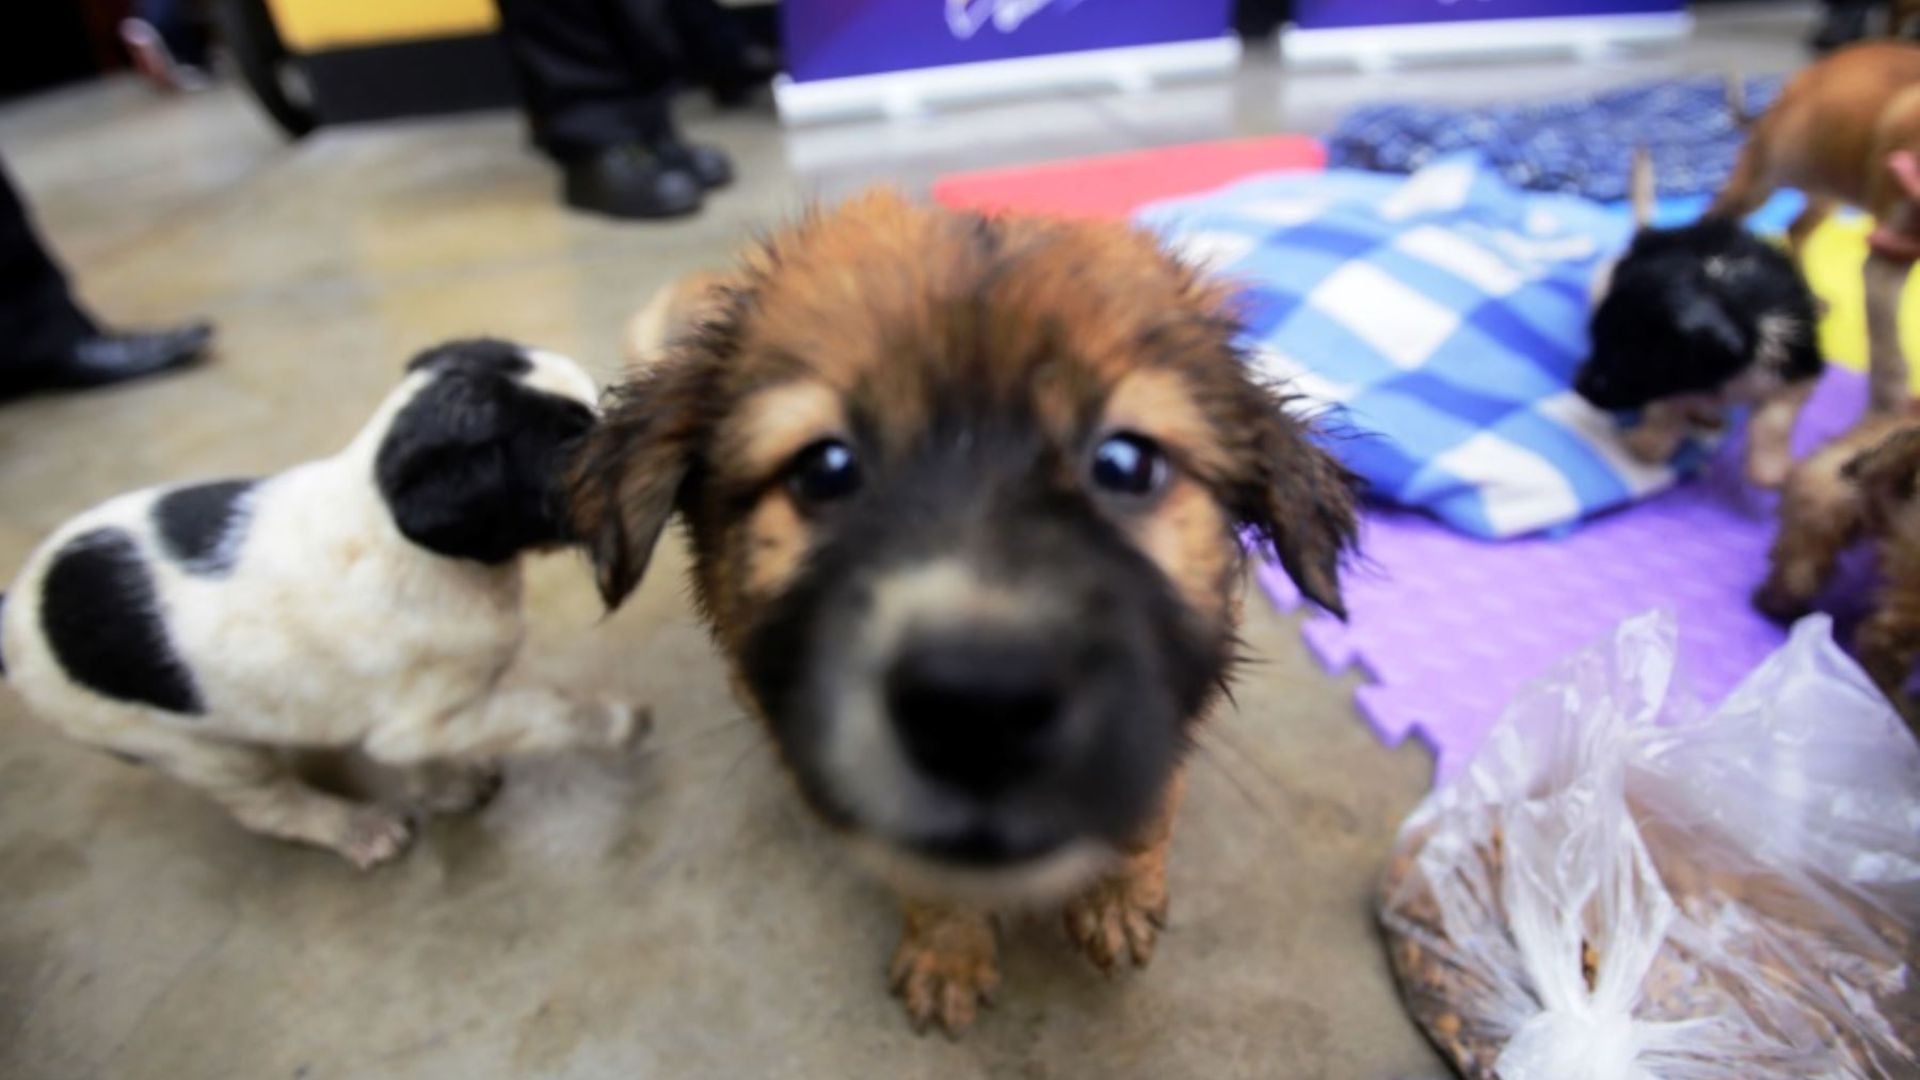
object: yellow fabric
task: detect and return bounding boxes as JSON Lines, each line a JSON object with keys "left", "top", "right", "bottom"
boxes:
{"left": 1804, "top": 215, "right": 1920, "bottom": 389}
{"left": 264, "top": 0, "right": 499, "bottom": 53}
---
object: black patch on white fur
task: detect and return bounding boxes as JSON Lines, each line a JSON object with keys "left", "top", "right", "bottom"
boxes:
{"left": 154, "top": 479, "right": 257, "bottom": 576}
{"left": 42, "top": 528, "right": 203, "bottom": 714}
{"left": 377, "top": 338, "right": 594, "bottom": 564}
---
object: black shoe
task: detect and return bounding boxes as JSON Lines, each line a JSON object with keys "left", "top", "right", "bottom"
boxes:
{"left": 707, "top": 43, "right": 780, "bottom": 109}
{"left": 562, "top": 146, "right": 703, "bottom": 220}
{"left": 1810, "top": 3, "right": 1871, "bottom": 51}
{"left": 652, "top": 137, "right": 734, "bottom": 191}
{"left": 36, "top": 322, "right": 213, "bottom": 391}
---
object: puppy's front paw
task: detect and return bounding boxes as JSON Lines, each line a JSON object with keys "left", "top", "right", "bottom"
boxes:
{"left": 889, "top": 904, "right": 999, "bottom": 1036}
{"left": 1064, "top": 863, "right": 1169, "bottom": 973}
{"left": 340, "top": 808, "right": 415, "bottom": 870}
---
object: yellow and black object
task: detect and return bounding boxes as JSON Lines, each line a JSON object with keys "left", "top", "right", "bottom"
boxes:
{"left": 219, "top": 0, "right": 517, "bottom": 137}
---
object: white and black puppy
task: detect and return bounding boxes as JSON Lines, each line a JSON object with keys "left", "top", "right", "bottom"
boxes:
{"left": 0, "top": 339, "right": 644, "bottom": 868}
{"left": 1575, "top": 153, "right": 1824, "bottom": 489}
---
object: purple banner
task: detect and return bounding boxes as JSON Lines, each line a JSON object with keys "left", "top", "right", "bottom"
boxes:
{"left": 1294, "top": 0, "right": 1681, "bottom": 30}
{"left": 783, "top": 0, "right": 1232, "bottom": 84}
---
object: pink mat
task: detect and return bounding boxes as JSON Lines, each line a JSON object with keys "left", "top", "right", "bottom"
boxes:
{"left": 1258, "top": 370, "right": 1871, "bottom": 780}
{"left": 932, "top": 136, "right": 1326, "bottom": 221}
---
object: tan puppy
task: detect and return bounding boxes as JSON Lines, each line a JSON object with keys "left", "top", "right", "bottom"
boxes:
{"left": 1755, "top": 409, "right": 1920, "bottom": 724}
{"left": 570, "top": 190, "right": 1358, "bottom": 1033}
{"left": 1710, "top": 42, "right": 1920, "bottom": 416}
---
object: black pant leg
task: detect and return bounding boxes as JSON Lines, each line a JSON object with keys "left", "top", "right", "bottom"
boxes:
{"left": 0, "top": 160, "right": 95, "bottom": 390}
{"left": 662, "top": 0, "right": 750, "bottom": 81}
{"left": 494, "top": 0, "right": 678, "bottom": 160}
{"left": 1235, "top": 0, "right": 1291, "bottom": 38}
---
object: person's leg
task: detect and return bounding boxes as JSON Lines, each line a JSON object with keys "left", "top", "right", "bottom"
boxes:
{"left": 495, "top": 0, "right": 706, "bottom": 218}
{"left": 0, "top": 160, "right": 210, "bottom": 400}
{"left": 663, "top": 0, "right": 776, "bottom": 107}
{"left": 595, "top": 0, "right": 735, "bottom": 188}
{"left": 0, "top": 162, "right": 97, "bottom": 380}
{"left": 497, "top": 0, "right": 669, "bottom": 160}
{"left": 1235, "top": 0, "right": 1291, "bottom": 40}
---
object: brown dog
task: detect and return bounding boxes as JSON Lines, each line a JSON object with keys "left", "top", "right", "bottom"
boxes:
{"left": 1756, "top": 410, "right": 1920, "bottom": 722}
{"left": 1896, "top": 2, "right": 1920, "bottom": 40}
{"left": 569, "top": 190, "right": 1358, "bottom": 1033}
{"left": 1710, "top": 42, "right": 1920, "bottom": 417}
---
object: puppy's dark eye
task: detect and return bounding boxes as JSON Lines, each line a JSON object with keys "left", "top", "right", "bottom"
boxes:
{"left": 788, "top": 440, "right": 862, "bottom": 505}
{"left": 1090, "top": 433, "right": 1168, "bottom": 499}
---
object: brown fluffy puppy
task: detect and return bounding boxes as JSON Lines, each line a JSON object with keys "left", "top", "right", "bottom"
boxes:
{"left": 1756, "top": 412, "right": 1920, "bottom": 724}
{"left": 1710, "top": 42, "right": 1920, "bottom": 417}
{"left": 570, "top": 190, "right": 1358, "bottom": 1034}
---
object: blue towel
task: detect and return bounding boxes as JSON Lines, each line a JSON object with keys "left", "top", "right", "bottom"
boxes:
{"left": 1137, "top": 155, "right": 1808, "bottom": 539}
{"left": 1328, "top": 76, "right": 1784, "bottom": 201}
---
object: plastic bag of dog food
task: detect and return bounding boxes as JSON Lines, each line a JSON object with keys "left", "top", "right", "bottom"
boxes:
{"left": 1381, "top": 611, "right": 1920, "bottom": 1080}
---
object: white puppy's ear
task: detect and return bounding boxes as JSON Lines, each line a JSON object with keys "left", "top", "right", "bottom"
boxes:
{"left": 377, "top": 341, "right": 595, "bottom": 564}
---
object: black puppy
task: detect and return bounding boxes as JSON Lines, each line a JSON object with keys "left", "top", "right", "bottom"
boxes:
{"left": 1577, "top": 195, "right": 1823, "bottom": 489}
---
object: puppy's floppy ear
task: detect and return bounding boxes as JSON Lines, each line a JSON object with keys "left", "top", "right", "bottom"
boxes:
{"left": 569, "top": 321, "right": 732, "bottom": 610}
{"left": 1225, "top": 377, "right": 1360, "bottom": 619}
{"left": 1164, "top": 264, "right": 1359, "bottom": 617}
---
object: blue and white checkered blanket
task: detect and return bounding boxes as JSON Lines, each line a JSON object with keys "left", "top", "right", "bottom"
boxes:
{"left": 1139, "top": 155, "right": 1681, "bottom": 539}
{"left": 1328, "top": 76, "right": 1783, "bottom": 201}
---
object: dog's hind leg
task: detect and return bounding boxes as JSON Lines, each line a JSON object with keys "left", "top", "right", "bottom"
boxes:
{"left": 88, "top": 724, "right": 413, "bottom": 869}
{"left": 1865, "top": 149, "right": 1920, "bottom": 415}
{"left": 1863, "top": 251, "right": 1914, "bottom": 416}
{"left": 361, "top": 686, "right": 649, "bottom": 766}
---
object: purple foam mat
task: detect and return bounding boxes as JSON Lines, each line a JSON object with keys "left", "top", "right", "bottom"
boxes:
{"left": 1259, "top": 369, "right": 1871, "bottom": 781}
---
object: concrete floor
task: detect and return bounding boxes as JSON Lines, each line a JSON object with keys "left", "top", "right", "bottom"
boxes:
{"left": 0, "top": 6, "right": 1814, "bottom": 1077}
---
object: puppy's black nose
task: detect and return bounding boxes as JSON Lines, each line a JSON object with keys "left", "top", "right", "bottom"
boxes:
{"left": 885, "top": 636, "right": 1066, "bottom": 795}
